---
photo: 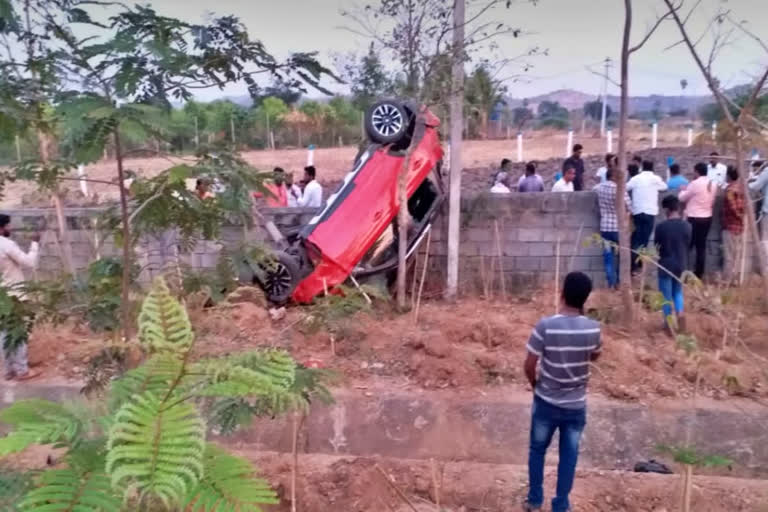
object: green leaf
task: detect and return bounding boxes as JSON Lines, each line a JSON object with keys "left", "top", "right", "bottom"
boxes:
{"left": 108, "top": 353, "right": 184, "bottom": 412}
{"left": 138, "top": 277, "right": 194, "bottom": 354}
{"left": 183, "top": 444, "right": 278, "bottom": 511}
{"left": 0, "top": 400, "right": 82, "bottom": 456}
{"left": 106, "top": 392, "right": 205, "bottom": 508}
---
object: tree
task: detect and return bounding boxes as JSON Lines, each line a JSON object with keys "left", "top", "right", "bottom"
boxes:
{"left": 537, "top": 100, "right": 569, "bottom": 128}
{"left": 0, "top": 278, "right": 331, "bottom": 511}
{"left": 662, "top": 0, "right": 768, "bottom": 303}
{"left": 512, "top": 105, "right": 534, "bottom": 131}
{"left": 698, "top": 103, "right": 723, "bottom": 123}
{"left": 584, "top": 99, "right": 612, "bottom": 121}
{"left": 0, "top": 1, "right": 335, "bottom": 338}
{"left": 347, "top": 42, "right": 393, "bottom": 111}
{"left": 465, "top": 64, "right": 507, "bottom": 138}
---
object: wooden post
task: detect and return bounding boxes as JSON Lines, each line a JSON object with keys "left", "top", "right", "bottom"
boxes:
{"left": 230, "top": 115, "right": 236, "bottom": 146}
{"left": 445, "top": 0, "right": 465, "bottom": 301}
{"left": 14, "top": 135, "right": 21, "bottom": 162}
{"left": 555, "top": 236, "right": 561, "bottom": 314}
{"left": 194, "top": 116, "right": 199, "bottom": 149}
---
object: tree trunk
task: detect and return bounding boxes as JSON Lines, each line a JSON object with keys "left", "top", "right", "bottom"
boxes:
{"left": 396, "top": 146, "right": 415, "bottom": 310}
{"left": 445, "top": 0, "right": 465, "bottom": 301}
{"left": 37, "top": 131, "right": 75, "bottom": 274}
{"left": 114, "top": 128, "right": 132, "bottom": 340}
{"left": 617, "top": 0, "right": 634, "bottom": 322}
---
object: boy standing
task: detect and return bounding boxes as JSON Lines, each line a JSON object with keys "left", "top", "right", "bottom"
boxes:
{"left": 655, "top": 195, "right": 692, "bottom": 333}
{"left": 523, "top": 272, "right": 601, "bottom": 512}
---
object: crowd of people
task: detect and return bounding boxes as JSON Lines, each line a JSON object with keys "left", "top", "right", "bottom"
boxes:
{"left": 491, "top": 143, "right": 768, "bottom": 335}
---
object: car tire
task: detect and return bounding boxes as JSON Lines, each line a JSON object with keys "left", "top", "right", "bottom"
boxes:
{"left": 365, "top": 100, "right": 410, "bottom": 144}
{"left": 261, "top": 252, "right": 300, "bottom": 304}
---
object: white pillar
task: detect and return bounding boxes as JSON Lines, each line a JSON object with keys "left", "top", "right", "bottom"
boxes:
{"left": 444, "top": 143, "right": 451, "bottom": 172}
{"left": 566, "top": 129, "right": 573, "bottom": 158}
{"left": 711, "top": 121, "right": 717, "bottom": 142}
{"left": 651, "top": 122, "right": 658, "bottom": 149}
{"left": 606, "top": 129, "right": 613, "bottom": 153}
{"left": 306, "top": 144, "right": 315, "bottom": 166}
{"left": 517, "top": 132, "right": 523, "bottom": 163}
{"left": 687, "top": 128, "right": 693, "bottom": 147}
{"left": 77, "top": 164, "right": 88, "bottom": 197}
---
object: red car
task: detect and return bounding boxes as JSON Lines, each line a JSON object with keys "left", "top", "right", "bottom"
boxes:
{"left": 246, "top": 99, "right": 444, "bottom": 303}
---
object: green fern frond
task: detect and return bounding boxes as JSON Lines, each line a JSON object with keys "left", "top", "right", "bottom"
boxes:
{"left": 0, "top": 470, "right": 33, "bottom": 511}
{"left": 108, "top": 353, "right": 184, "bottom": 412}
{"left": 226, "top": 350, "right": 297, "bottom": 389}
{"left": 19, "top": 463, "right": 121, "bottom": 512}
{"left": 138, "top": 277, "right": 194, "bottom": 354}
{"left": 0, "top": 400, "right": 82, "bottom": 456}
{"left": 182, "top": 444, "right": 278, "bottom": 512}
{"left": 106, "top": 392, "right": 205, "bottom": 507}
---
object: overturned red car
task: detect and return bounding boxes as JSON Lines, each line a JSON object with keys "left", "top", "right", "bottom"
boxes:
{"left": 244, "top": 99, "right": 444, "bottom": 303}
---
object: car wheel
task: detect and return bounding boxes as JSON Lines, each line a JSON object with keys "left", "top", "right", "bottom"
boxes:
{"left": 365, "top": 100, "right": 410, "bottom": 144}
{"left": 261, "top": 252, "right": 300, "bottom": 304}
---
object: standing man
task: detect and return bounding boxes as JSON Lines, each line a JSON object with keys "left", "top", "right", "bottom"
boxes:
{"left": 627, "top": 160, "right": 668, "bottom": 273}
{"left": 721, "top": 166, "right": 745, "bottom": 285}
{"left": 667, "top": 163, "right": 689, "bottom": 192}
{"left": 748, "top": 161, "right": 768, "bottom": 259}
{"left": 518, "top": 162, "right": 545, "bottom": 192}
{"left": 0, "top": 214, "right": 41, "bottom": 381}
{"left": 563, "top": 144, "right": 585, "bottom": 191}
{"left": 552, "top": 167, "right": 576, "bottom": 192}
{"left": 294, "top": 165, "right": 323, "bottom": 208}
{"left": 523, "top": 271, "right": 601, "bottom": 512}
{"left": 679, "top": 162, "right": 717, "bottom": 279}
{"left": 491, "top": 158, "right": 513, "bottom": 186}
{"left": 596, "top": 169, "right": 630, "bottom": 289}
{"left": 595, "top": 153, "right": 616, "bottom": 184}
{"left": 254, "top": 167, "right": 288, "bottom": 207}
{"left": 655, "top": 195, "right": 692, "bottom": 333}
{"left": 707, "top": 152, "right": 727, "bottom": 188}
{"left": 285, "top": 172, "right": 302, "bottom": 208}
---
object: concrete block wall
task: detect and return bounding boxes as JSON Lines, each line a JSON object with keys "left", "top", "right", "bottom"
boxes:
{"left": 2, "top": 195, "right": 750, "bottom": 291}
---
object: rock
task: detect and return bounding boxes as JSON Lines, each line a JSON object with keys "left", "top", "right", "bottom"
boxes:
{"left": 475, "top": 354, "right": 499, "bottom": 371}
{"left": 423, "top": 341, "right": 449, "bottom": 359}
{"left": 404, "top": 337, "right": 425, "bottom": 350}
{"left": 414, "top": 476, "right": 431, "bottom": 495}
{"left": 268, "top": 307, "right": 286, "bottom": 321}
{"left": 655, "top": 382, "right": 676, "bottom": 397}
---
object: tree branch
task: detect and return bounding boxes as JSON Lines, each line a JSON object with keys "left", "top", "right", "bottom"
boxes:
{"left": 629, "top": 10, "right": 673, "bottom": 54}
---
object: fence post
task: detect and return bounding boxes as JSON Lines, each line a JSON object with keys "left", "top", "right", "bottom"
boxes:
{"left": 517, "top": 132, "right": 523, "bottom": 163}
{"left": 565, "top": 129, "right": 573, "bottom": 158}
{"left": 194, "top": 116, "right": 199, "bottom": 149}
{"left": 687, "top": 127, "right": 693, "bottom": 147}
{"left": 306, "top": 144, "right": 315, "bottom": 166}
{"left": 77, "top": 164, "right": 88, "bottom": 196}
{"left": 14, "top": 135, "right": 21, "bottom": 162}
{"left": 607, "top": 129, "right": 613, "bottom": 153}
{"left": 651, "top": 122, "right": 658, "bottom": 149}
{"left": 711, "top": 121, "right": 717, "bottom": 142}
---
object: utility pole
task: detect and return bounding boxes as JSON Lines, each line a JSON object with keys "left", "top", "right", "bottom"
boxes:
{"left": 194, "top": 116, "right": 199, "bottom": 150}
{"left": 600, "top": 57, "right": 611, "bottom": 137}
{"left": 445, "top": 0, "right": 465, "bottom": 300}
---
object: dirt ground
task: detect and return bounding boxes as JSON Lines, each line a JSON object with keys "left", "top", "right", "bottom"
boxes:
{"left": 2, "top": 124, "right": 704, "bottom": 208}
{"left": 26, "top": 277, "right": 768, "bottom": 406}
{"left": 246, "top": 452, "right": 768, "bottom": 512}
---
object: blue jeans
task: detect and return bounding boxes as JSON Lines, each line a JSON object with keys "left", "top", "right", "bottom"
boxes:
{"left": 600, "top": 231, "right": 619, "bottom": 288}
{"left": 631, "top": 213, "right": 655, "bottom": 272}
{"left": 658, "top": 272, "right": 684, "bottom": 319}
{"left": 527, "top": 396, "right": 586, "bottom": 512}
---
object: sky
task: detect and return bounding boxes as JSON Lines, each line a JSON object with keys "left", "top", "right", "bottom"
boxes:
{"left": 144, "top": 0, "right": 768, "bottom": 101}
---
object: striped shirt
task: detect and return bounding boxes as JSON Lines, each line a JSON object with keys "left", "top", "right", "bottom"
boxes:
{"left": 526, "top": 314, "right": 601, "bottom": 409}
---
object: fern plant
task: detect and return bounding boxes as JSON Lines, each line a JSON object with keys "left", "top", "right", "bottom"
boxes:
{"left": 0, "top": 277, "right": 332, "bottom": 511}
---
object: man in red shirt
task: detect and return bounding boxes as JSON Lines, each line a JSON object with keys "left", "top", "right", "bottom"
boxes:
{"left": 254, "top": 167, "right": 288, "bottom": 207}
{"left": 722, "top": 166, "right": 745, "bottom": 285}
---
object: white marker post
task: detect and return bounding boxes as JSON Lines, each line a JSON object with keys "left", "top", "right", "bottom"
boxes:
{"left": 711, "top": 121, "right": 717, "bottom": 142}
{"left": 651, "top": 122, "right": 658, "bottom": 149}
{"left": 566, "top": 129, "right": 573, "bottom": 158}
{"left": 687, "top": 128, "right": 693, "bottom": 147}
{"left": 306, "top": 144, "right": 315, "bottom": 166}
{"left": 444, "top": 143, "right": 451, "bottom": 172}
{"left": 77, "top": 164, "right": 88, "bottom": 197}
{"left": 606, "top": 130, "right": 613, "bottom": 153}
{"left": 517, "top": 132, "right": 523, "bottom": 162}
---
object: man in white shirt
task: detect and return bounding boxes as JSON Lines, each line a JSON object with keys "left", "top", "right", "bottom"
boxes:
{"left": 626, "top": 160, "right": 668, "bottom": 273}
{"left": 294, "top": 165, "right": 323, "bottom": 208}
{"left": 707, "top": 152, "right": 727, "bottom": 187}
{"left": 490, "top": 171, "right": 511, "bottom": 193}
{"left": 552, "top": 167, "right": 576, "bottom": 192}
{"left": 0, "top": 214, "right": 41, "bottom": 381}
{"left": 285, "top": 172, "right": 302, "bottom": 208}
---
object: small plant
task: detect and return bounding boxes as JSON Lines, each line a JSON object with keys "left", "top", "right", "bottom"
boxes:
{"left": 0, "top": 277, "right": 332, "bottom": 511}
{"left": 302, "top": 283, "right": 385, "bottom": 335}
{"left": 0, "top": 287, "right": 34, "bottom": 352}
{"left": 656, "top": 443, "right": 732, "bottom": 512}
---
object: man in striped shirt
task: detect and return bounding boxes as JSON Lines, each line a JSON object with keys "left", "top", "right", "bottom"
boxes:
{"left": 523, "top": 272, "right": 601, "bottom": 512}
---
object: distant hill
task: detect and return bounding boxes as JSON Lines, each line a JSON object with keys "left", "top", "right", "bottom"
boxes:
{"left": 507, "top": 88, "right": 713, "bottom": 115}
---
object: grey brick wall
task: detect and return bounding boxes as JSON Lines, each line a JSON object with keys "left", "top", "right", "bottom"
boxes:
{"left": 2, "top": 193, "right": 754, "bottom": 291}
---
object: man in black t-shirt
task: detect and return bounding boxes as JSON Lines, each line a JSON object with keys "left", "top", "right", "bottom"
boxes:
{"left": 562, "top": 144, "right": 585, "bottom": 191}
{"left": 655, "top": 195, "right": 692, "bottom": 333}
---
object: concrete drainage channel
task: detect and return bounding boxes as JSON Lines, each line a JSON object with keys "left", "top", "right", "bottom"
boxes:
{"left": 5, "top": 383, "right": 768, "bottom": 480}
